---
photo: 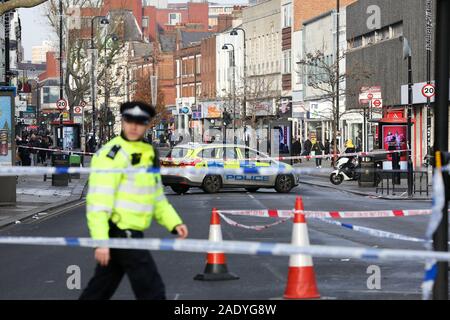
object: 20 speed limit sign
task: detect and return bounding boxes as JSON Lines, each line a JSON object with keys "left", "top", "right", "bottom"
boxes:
{"left": 56, "top": 99, "right": 68, "bottom": 111}
{"left": 422, "top": 83, "right": 435, "bottom": 98}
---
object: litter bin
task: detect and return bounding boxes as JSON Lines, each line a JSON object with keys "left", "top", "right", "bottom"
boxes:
{"left": 358, "top": 157, "right": 375, "bottom": 187}
{"left": 69, "top": 154, "right": 81, "bottom": 179}
{"left": 52, "top": 153, "right": 70, "bottom": 187}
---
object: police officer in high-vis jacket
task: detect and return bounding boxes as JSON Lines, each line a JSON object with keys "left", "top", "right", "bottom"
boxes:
{"left": 79, "top": 101, "right": 188, "bottom": 300}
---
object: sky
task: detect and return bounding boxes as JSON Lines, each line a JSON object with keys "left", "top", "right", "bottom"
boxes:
{"left": 19, "top": 0, "right": 249, "bottom": 62}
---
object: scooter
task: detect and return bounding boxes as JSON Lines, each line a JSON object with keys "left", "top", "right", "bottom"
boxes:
{"left": 329, "top": 156, "right": 360, "bottom": 185}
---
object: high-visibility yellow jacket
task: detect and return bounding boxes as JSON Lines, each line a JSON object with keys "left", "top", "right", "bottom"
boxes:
{"left": 86, "top": 135, "right": 183, "bottom": 240}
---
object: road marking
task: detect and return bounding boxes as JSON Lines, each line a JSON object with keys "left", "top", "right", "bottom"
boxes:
{"left": 262, "top": 263, "right": 285, "bottom": 282}
{"left": 174, "top": 293, "right": 180, "bottom": 300}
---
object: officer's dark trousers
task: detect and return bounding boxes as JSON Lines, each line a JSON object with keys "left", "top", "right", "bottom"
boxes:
{"left": 79, "top": 222, "right": 166, "bottom": 300}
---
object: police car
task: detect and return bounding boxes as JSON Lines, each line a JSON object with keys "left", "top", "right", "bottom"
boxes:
{"left": 160, "top": 143, "right": 300, "bottom": 194}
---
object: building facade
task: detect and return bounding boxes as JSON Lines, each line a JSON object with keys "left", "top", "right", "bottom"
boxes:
{"left": 346, "top": 0, "right": 436, "bottom": 167}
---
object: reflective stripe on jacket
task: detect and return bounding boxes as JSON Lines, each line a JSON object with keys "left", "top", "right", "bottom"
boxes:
{"left": 86, "top": 135, "right": 182, "bottom": 240}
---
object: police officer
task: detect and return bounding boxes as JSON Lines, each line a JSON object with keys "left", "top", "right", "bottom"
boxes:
{"left": 79, "top": 101, "right": 188, "bottom": 300}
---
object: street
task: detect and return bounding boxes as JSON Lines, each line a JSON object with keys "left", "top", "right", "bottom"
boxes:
{"left": 0, "top": 179, "right": 433, "bottom": 300}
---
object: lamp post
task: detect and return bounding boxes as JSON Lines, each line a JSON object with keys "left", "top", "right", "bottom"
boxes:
{"left": 335, "top": 0, "right": 340, "bottom": 156}
{"left": 401, "top": 36, "right": 414, "bottom": 197}
{"left": 222, "top": 43, "right": 236, "bottom": 142}
{"left": 102, "top": 33, "right": 119, "bottom": 143}
{"left": 230, "top": 27, "right": 247, "bottom": 145}
{"left": 90, "top": 16, "right": 109, "bottom": 150}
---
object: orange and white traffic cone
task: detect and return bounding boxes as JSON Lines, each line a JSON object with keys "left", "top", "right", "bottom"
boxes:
{"left": 194, "top": 208, "right": 239, "bottom": 281}
{"left": 283, "top": 197, "right": 320, "bottom": 299}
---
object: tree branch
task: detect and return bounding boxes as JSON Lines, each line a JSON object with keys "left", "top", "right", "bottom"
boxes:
{"left": 0, "top": 0, "right": 48, "bottom": 15}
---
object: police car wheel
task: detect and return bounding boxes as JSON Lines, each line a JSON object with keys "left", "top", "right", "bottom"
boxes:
{"left": 202, "top": 175, "right": 222, "bottom": 193}
{"left": 170, "top": 185, "right": 190, "bottom": 194}
{"left": 275, "top": 175, "right": 294, "bottom": 193}
{"left": 245, "top": 187, "right": 260, "bottom": 193}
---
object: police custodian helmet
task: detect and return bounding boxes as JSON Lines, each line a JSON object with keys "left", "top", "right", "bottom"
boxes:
{"left": 120, "top": 101, "right": 156, "bottom": 125}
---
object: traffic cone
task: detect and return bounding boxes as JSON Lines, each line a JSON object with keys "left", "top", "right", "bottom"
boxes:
{"left": 194, "top": 208, "right": 239, "bottom": 281}
{"left": 283, "top": 197, "right": 320, "bottom": 299}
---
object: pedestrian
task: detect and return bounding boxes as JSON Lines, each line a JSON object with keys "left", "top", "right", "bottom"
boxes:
{"left": 79, "top": 101, "right": 188, "bottom": 300}
{"left": 312, "top": 139, "right": 325, "bottom": 168}
{"left": 324, "top": 139, "right": 330, "bottom": 159}
{"left": 175, "top": 136, "right": 184, "bottom": 146}
{"left": 18, "top": 139, "right": 31, "bottom": 166}
{"left": 39, "top": 136, "right": 50, "bottom": 164}
{"left": 292, "top": 138, "right": 302, "bottom": 164}
{"left": 28, "top": 134, "right": 40, "bottom": 166}
{"left": 87, "top": 135, "right": 95, "bottom": 153}
{"left": 302, "top": 138, "right": 312, "bottom": 161}
{"left": 344, "top": 139, "right": 356, "bottom": 154}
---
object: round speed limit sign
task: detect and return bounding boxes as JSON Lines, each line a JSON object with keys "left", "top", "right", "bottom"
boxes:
{"left": 422, "top": 83, "right": 435, "bottom": 98}
{"left": 56, "top": 99, "right": 67, "bottom": 111}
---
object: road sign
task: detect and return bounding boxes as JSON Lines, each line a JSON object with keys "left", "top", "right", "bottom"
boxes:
{"left": 359, "top": 86, "right": 382, "bottom": 104}
{"left": 56, "top": 99, "right": 67, "bottom": 111}
{"left": 421, "top": 83, "right": 435, "bottom": 98}
{"left": 74, "top": 106, "right": 83, "bottom": 114}
{"left": 372, "top": 99, "right": 383, "bottom": 108}
{"left": 80, "top": 101, "right": 86, "bottom": 107}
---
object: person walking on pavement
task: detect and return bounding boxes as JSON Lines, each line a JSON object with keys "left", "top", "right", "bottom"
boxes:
{"left": 292, "top": 138, "right": 302, "bottom": 164}
{"left": 302, "top": 138, "right": 312, "bottom": 161}
{"left": 79, "top": 101, "right": 189, "bottom": 300}
{"left": 324, "top": 139, "right": 330, "bottom": 160}
{"left": 28, "top": 134, "right": 40, "bottom": 166}
{"left": 312, "top": 139, "right": 325, "bottom": 168}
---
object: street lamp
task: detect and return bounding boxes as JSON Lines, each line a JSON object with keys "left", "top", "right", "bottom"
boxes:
{"left": 101, "top": 33, "right": 119, "bottom": 143}
{"left": 90, "top": 16, "right": 110, "bottom": 150}
{"left": 222, "top": 43, "right": 236, "bottom": 143}
{"left": 230, "top": 27, "right": 247, "bottom": 145}
{"left": 400, "top": 36, "right": 414, "bottom": 197}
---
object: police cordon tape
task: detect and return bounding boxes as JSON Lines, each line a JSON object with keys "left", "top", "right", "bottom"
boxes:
{"left": 17, "top": 145, "right": 94, "bottom": 156}
{"left": 160, "top": 149, "right": 411, "bottom": 163}
{"left": 216, "top": 209, "right": 432, "bottom": 219}
{"left": 217, "top": 212, "right": 292, "bottom": 231}
{"left": 2, "top": 236, "right": 450, "bottom": 263}
{"left": 0, "top": 165, "right": 431, "bottom": 176}
{"left": 315, "top": 218, "right": 429, "bottom": 243}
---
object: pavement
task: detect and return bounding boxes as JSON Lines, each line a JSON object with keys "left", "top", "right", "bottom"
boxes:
{"left": 292, "top": 158, "right": 431, "bottom": 200}
{"left": 0, "top": 182, "right": 438, "bottom": 300}
{"left": 0, "top": 159, "right": 90, "bottom": 229}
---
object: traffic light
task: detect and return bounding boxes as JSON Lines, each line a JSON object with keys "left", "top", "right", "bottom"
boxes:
{"left": 223, "top": 111, "right": 232, "bottom": 127}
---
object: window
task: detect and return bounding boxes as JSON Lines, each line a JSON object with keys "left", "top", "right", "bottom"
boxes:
{"left": 348, "top": 36, "right": 362, "bottom": 49}
{"left": 282, "top": 50, "right": 291, "bottom": 74}
{"left": 142, "top": 17, "right": 149, "bottom": 28}
{"left": 282, "top": 3, "right": 292, "bottom": 28}
{"left": 220, "top": 147, "right": 238, "bottom": 159}
{"left": 168, "top": 13, "right": 181, "bottom": 26}
{"left": 43, "top": 86, "right": 59, "bottom": 104}
{"left": 391, "top": 22, "right": 403, "bottom": 38}
{"left": 199, "top": 147, "right": 217, "bottom": 159}
{"left": 168, "top": 147, "right": 191, "bottom": 158}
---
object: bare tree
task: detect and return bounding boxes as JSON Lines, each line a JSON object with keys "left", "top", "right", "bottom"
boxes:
{"left": 219, "top": 74, "right": 280, "bottom": 130}
{"left": 296, "top": 48, "right": 372, "bottom": 155}
{"left": 45, "top": 1, "right": 126, "bottom": 126}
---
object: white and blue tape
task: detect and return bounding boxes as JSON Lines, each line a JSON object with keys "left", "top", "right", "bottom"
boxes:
{"left": 2, "top": 237, "right": 450, "bottom": 263}
{"left": 0, "top": 165, "right": 433, "bottom": 176}
{"left": 0, "top": 165, "right": 328, "bottom": 176}
{"left": 316, "top": 218, "right": 428, "bottom": 243}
